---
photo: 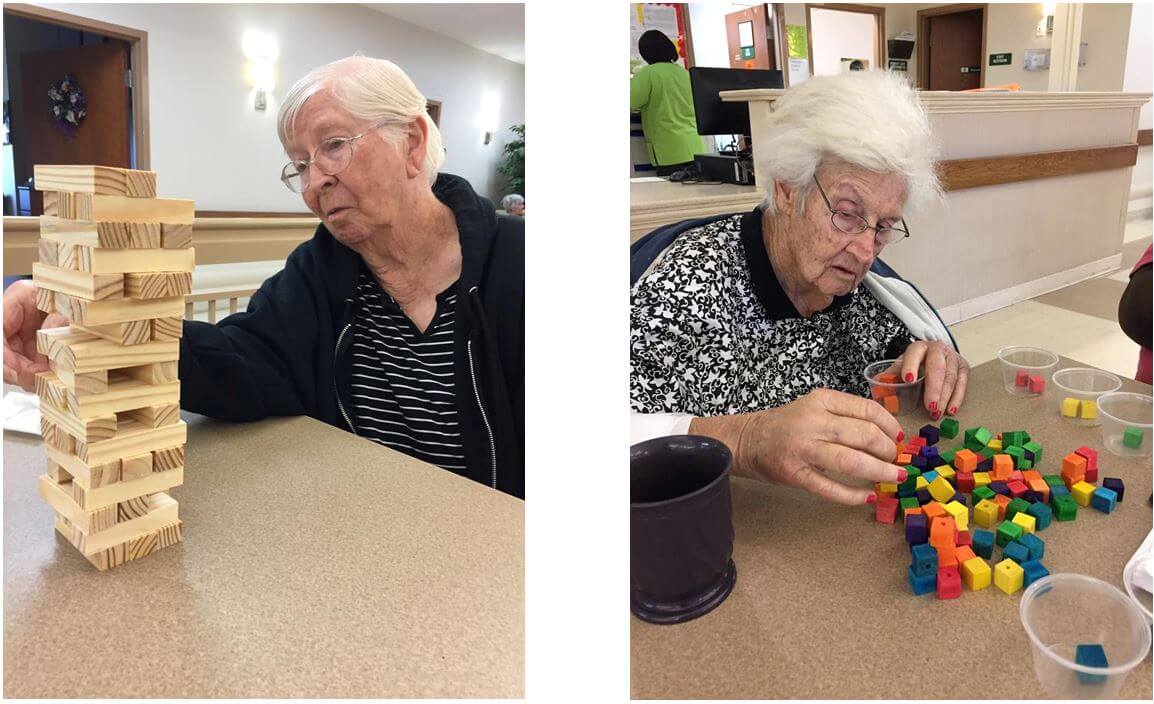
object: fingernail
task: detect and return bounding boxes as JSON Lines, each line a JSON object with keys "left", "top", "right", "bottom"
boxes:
{"left": 929, "top": 401, "right": 938, "bottom": 412}
{"left": 896, "top": 468, "right": 907, "bottom": 482}
{"left": 896, "top": 431, "right": 905, "bottom": 442}
{"left": 865, "top": 493, "right": 877, "bottom": 505}
{"left": 948, "top": 406, "right": 957, "bottom": 415}
{"left": 904, "top": 373, "right": 914, "bottom": 382}
{"left": 931, "top": 410, "right": 942, "bottom": 420}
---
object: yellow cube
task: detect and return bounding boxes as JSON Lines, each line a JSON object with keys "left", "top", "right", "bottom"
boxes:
{"left": 944, "top": 500, "right": 969, "bottom": 531}
{"left": 961, "top": 557, "right": 991, "bottom": 590}
{"left": 974, "top": 498, "right": 999, "bottom": 528}
{"left": 1080, "top": 399, "right": 1097, "bottom": 420}
{"left": 878, "top": 482, "right": 898, "bottom": 494}
{"left": 994, "top": 559, "right": 1024, "bottom": 594}
{"left": 987, "top": 438, "right": 1003, "bottom": 452}
{"left": 1061, "top": 397, "right": 1080, "bottom": 417}
{"left": 928, "top": 476, "right": 955, "bottom": 503}
{"left": 916, "top": 475, "right": 929, "bottom": 490}
{"left": 1011, "top": 512, "right": 1036, "bottom": 535}
{"left": 1071, "top": 481, "right": 1096, "bottom": 507}
{"left": 973, "top": 472, "right": 991, "bottom": 488}
{"left": 936, "top": 465, "right": 956, "bottom": 482}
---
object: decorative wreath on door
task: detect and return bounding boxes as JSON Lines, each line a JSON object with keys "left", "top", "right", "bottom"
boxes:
{"left": 48, "top": 74, "right": 87, "bottom": 135}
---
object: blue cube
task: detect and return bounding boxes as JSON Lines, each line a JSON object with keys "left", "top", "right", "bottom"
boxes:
{"left": 905, "top": 514, "right": 928, "bottom": 544}
{"left": 977, "top": 457, "right": 994, "bottom": 472}
{"left": 1075, "top": 643, "right": 1109, "bottom": 684}
{"left": 1102, "top": 477, "right": 1125, "bottom": 503}
{"left": 923, "top": 470, "right": 939, "bottom": 484}
{"left": 930, "top": 456, "right": 949, "bottom": 468}
{"left": 1023, "top": 490, "right": 1043, "bottom": 504}
{"left": 912, "top": 455, "right": 928, "bottom": 470}
{"left": 1091, "top": 487, "right": 1117, "bottom": 514}
{"left": 1018, "top": 533, "right": 1045, "bottom": 561}
{"left": 923, "top": 446, "right": 940, "bottom": 460}
{"left": 1027, "top": 501, "right": 1053, "bottom": 531}
{"left": 950, "top": 493, "right": 967, "bottom": 507}
{"left": 1021, "top": 559, "right": 1050, "bottom": 588}
{"left": 898, "top": 486, "right": 917, "bottom": 498}
{"left": 908, "top": 565, "right": 937, "bottom": 595}
{"left": 972, "top": 529, "right": 995, "bottom": 559}
{"left": 1050, "top": 485, "right": 1070, "bottom": 499}
{"left": 916, "top": 488, "right": 932, "bottom": 505}
{"left": 1004, "top": 541, "right": 1030, "bottom": 565}
{"left": 919, "top": 424, "right": 940, "bottom": 446}
{"left": 911, "top": 543, "right": 938, "bottom": 578}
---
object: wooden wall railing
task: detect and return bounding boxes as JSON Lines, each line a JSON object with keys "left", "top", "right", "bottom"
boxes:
{"left": 185, "top": 287, "right": 258, "bottom": 323}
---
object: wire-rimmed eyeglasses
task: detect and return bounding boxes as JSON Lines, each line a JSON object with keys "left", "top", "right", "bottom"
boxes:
{"left": 813, "top": 175, "right": 910, "bottom": 246}
{"left": 280, "top": 121, "right": 387, "bottom": 193}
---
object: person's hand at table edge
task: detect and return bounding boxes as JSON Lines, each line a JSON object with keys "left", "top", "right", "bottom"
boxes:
{"left": 897, "top": 340, "right": 970, "bottom": 420}
{"left": 688, "top": 388, "right": 907, "bottom": 506}
{"left": 3, "top": 280, "right": 67, "bottom": 392}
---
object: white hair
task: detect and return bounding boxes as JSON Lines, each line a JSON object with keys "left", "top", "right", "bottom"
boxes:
{"left": 277, "top": 55, "right": 444, "bottom": 185}
{"left": 757, "top": 71, "right": 941, "bottom": 216}
{"left": 501, "top": 194, "right": 524, "bottom": 210}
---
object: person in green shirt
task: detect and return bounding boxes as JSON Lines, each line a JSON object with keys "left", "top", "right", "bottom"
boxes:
{"left": 630, "top": 30, "right": 707, "bottom": 176}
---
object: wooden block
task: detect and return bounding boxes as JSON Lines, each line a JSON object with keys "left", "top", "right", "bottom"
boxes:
{"left": 43, "top": 191, "right": 58, "bottom": 215}
{"left": 34, "top": 165, "right": 157, "bottom": 197}
{"left": 161, "top": 223, "right": 193, "bottom": 249}
{"left": 68, "top": 468, "right": 182, "bottom": 511}
{"left": 35, "top": 286, "right": 54, "bottom": 314}
{"left": 38, "top": 393, "right": 118, "bottom": 443}
{"left": 75, "top": 418, "right": 187, "bottom": 467}
{"left": 118, "top": 495, "right": 152, "bottom": 521}
{"left": 34, "top": 370, "right": 69, "bottom": 411}
{"left": 53, "top": 367, "right": 109, "bottom": 395}
{"left": 50, "top": 191, "right": 194, "bottom": 224}
{"left": 75, "top": 247, "right": 196, "bottom": 275}
{"left": 32, "top": 262, "right": 123, "bottom": 300}
{"left": 119, "top": 362, "right": 178, "bottom": 385}
{"left": 40, "top": 216, "right": 162, "bottom": 249}
{"left": 46, "top": 458, "right": 73, "bottom": 483}
{"left": 151, "top": 317, "right": 183, "bottom": 341}
{"left": 38, "top": 476, "right": 119, "bottom": 534}
{"left": 46, "top": 443, "right": 121, "bottom": 489}
{"left": 73, "top": 320, "right": 152, "bottom": 346}
{"left": 37, "top": 326, "right": 179, "bottom": 373}
{"left": 55, "top": 515, "right": 182, "bottom": 571}
{"left": 54, "top": 492, "right": 178, "bottom": 553}
{"left": 961, "top": 556, "right": 991, "bottom": 591}
{"left": 125, "top": 271, "right": 193, "bottom": 299}
{"left": 52, "top": 292, "right": 186, "bottom": 326}
{"left": 993, "top": 558, "right": 1024, "bottom": 594}
{"left": 40, "top": 417, "right": 75, "bottom": 454}
{"left": 37, "top": 239, "right": 60, "bottom": 266}
{"left": 126, "top": 404, "right": 180, "bottom": 428}
{"left": 58, "top": 243, "right": 81, "bottom": 271}
{"left": 66, "top": 377, "right": 180, "bottom": 420}
{"left": 152, "top": 445, "right": 184, "bottom": 472}
{"left": 119, "top": 452, "right": 154, "bottom": 481}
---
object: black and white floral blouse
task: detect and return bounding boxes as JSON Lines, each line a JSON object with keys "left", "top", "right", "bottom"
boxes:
{"left": 630, "top": 209, "right": 914, "bottom": 416}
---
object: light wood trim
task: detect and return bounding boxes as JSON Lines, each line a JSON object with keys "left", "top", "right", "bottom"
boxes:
{"left": 4, "top": 4, "right": 150, "bottom": 170}
{"left": 720, "top": 89, "right": 1153, "bottom": 113}
{"left": 805, "top": 3, "right": 885, "bottom": 76}
{"left": 772, "top": 4, "right": 790, "bottom": 87}
{"left": 1139, "top": 129, "right": 1153, "bottom": 147}
{"left": 197, "top": 211, "right": 315, "bottom": 218}
{"left": 937, "top": 144, "right": 1139, "bottom": 191}
{"left": 916, "top": 4, "right": 988, "bottom": 90}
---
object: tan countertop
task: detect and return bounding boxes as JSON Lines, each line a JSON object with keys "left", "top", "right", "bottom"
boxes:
{"left": 4, "top": 410, "right": 524, "bottom": 698}
{"left": 631, "top": 356, "right": 1152, "bottom": 699}
{"left": 630, "top": 178, "right": 762, "bottom": 243}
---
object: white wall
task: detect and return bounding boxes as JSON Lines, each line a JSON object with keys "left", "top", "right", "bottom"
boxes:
{"left": 686, "top": 3, "right": 758, "bottom": 68}
{"left": 1123, "top": 0, "right": 1152, "bottom": 130}
{"left": 810, "top": 7, "right": 877, "bottom": 76}
{"left": 31, "top": 3, "right": 525, "bottom": 209}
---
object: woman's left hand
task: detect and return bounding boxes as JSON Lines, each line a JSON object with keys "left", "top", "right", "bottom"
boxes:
{"left": 896, "top": 340, "right": 970, "bottom": 420}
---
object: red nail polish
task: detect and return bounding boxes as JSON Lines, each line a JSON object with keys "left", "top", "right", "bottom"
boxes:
{"left": 896, "top": 469, "right": 907, "bottom": 482}
{"left": 904, "top": 373, "right": 914, "bottom": 382}
{"left": 896, "top": 431, "right": 905, "bottom": 442}
{"left": 948, "top": 406, "right": 957, "bottom": 415}
{"left": 865, "top": 493, "right": 877, "bottom": 505}
{"left": 929, "top": 401, "right": 938, "bottom": 412}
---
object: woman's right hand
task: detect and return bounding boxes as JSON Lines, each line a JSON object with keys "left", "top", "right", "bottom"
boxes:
{"left": 690, "top": 388, "right": 907, "bottom": 505}
{"left": 3, "top": 280, "right": 65, "bottom": 391}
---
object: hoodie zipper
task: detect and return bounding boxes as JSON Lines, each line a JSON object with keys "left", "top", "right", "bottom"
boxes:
{"left": 466, "top": 286, "right": 497, "bottom": 489}
{"left": 334, "top": 320, "right": 356, "bottom": 433}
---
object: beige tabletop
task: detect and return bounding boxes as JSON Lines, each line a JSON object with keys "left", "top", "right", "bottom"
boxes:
{"left": 4, "top": 407, "right": 524, "bottom": 698}
{"left": 631, "top": 356, "right": 1153, "bottom": 699}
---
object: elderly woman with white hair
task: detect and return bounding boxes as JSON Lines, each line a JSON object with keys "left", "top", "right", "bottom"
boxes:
{"left": 3, "top": 56, "right": 524, "bottom": 498}
{"left": 501, "top": 194, "right": 525, "bottom": 216}
{"left": 630, "top": 71, "right": 968, "bottom": 506}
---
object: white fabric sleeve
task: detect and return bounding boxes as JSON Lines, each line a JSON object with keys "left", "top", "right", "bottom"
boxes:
{"left": 630, "top": 411, "right": 694, "bottom": 446}
{"left": 861, "top": 272, "right": 952, "bottom": 345}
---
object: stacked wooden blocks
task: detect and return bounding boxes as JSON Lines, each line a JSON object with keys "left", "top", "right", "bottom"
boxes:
{"left": 31, "top": 165, "right": 193, "bottom": 571}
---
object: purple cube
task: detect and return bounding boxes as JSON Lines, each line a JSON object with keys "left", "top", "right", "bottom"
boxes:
{"left": 923, "top": 446, "right": 940, "bottom": 460}
{"left": 950, "top": 493, "right": 967, "bottom": 507}
{"left": 919, "top": 424, "right": 940, "bottom": 446}
{"left": 905, "top": 514, "right": 928, "bottom": 544}
{"left": 911, "top": 455, "right": 928, "bottom": 470}
{"left": 1024, "top": 490, "right": 1043, "bottom": 504}
{"left": 1102, "top": 477, "right": 1125, "bottom": 503}
{"left": 990, "top": 481, "right": 1011, "bottom": 497}
{"left": 916, "top": 488, "right": 932, "bottom": 504}
{"left": 978, "top": 457, "right": 994, "bottom": 472}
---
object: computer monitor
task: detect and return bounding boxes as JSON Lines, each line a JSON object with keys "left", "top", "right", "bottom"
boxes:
{"left": 689, "top": 67, "right": 784, "bottom": 137}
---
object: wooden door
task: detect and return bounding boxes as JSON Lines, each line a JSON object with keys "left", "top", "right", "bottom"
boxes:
{"left": 926, "top": 9, "right": 983, "bottom": 90}
{"left": 725, "top": 6, "right": 775, "bottom": 70}
{"left": 18, "top": 41, "right": 132, "bottom": 215}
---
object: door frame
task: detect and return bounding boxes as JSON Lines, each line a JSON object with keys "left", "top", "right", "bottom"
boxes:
{"left": 804, "top": 3, "right": 885, "bottom": 77}
{"left": 772, "top": 4, "right": 790, "bottom": 86}
{"left": 4, "top": 3, "right": 150, "bottom": 169}
{"left": 916, "top": 4, "right": 988, "bottom": 90}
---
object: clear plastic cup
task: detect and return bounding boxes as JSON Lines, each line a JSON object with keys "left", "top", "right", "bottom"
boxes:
{"left": 1051, "top": 368, "right": 1123, "bottom": 427}
{"left": 1020, "top": 574, "right": 1151, "bottom": 698}
{"left": 1096, "top": 391, "right": 1153, "bottom": 458}
{"left": 863, "top": 359, "right": 923, "bottom": 417}
{"left": 997, "top": 346, "right": 1059, "bottom": 396}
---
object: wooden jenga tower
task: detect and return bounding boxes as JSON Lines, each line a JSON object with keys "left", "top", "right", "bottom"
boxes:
{"left": 31, "top": 165, "right": 193, "bottom": 571}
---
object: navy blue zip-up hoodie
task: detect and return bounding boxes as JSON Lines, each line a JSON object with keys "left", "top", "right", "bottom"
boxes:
{"left": 178, "top": 173, "right": 525, "bottom": 498}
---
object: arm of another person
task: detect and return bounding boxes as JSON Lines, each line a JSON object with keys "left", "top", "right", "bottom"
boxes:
{"left": 1119, "top": 261, "right": 1152, "bottom": 350}
{"left": 630, "top": 68, "right": 650, "bottom": 112}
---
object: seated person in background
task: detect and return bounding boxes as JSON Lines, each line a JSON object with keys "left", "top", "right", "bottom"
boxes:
{"left": 1118, "top": 243, "right": 1152, "bottom": 384}
{"left": 501, "top": 193, "right": 525, "bottom": 216}
{"left": 4, "top": 55, "right": 525, "bottom": 498}
{"left": 630, "top": 71, "right": 969, "bottom": 506}
{"left": 629, "top": 29, "right": 706, "bottom": 177}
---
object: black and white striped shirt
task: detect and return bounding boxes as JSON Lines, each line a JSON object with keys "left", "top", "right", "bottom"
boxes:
{"left": 348, "top": 273, "right": 467, "bottom": 472}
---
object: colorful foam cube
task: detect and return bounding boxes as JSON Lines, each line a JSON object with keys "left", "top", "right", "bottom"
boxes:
{"left": 1020, "top": 559, "right": 1049, "bottom": 588}
{"left": 904, "top": 507, "right": 924, "bottom": 522}
{"left": 949, "top": 493, "right": 967, "bottom": 508}
{"left": 900, "top": 497, "right": 920, "bottom": 514}
{"left": 1102, "top": 477, "right": 1125, "bottom": 503}
{"left": 905, "top": 514, "right": 929, "bottom": 543}
{"left": 922, "top": 445, "right": 940, "bottom": 460}
{"left": 895, "top": 453, "right": 913, "bottom": 466}
{"left": 908, "top": 565, "right": 937, "bottom": 595}
{"left": 936, "top": 465, "right": 956, "bottom": 483}
{"left": 919, "top": 424, "right": 940, "bottom": 446}
{"left": 986, "top": 438, "right": 1003, "bottom": 452}
{"left": 911, "top": 543, "right": 938, "bottom": 577}
{"left": 993, "top": 559, "right": 1024, "bottom": 594}
{"left": 961, "top": 556, "right": 991, "bottom": 590}
{"left": 1080, "top": 399, "right": 1097, "bottom": 420}
{"left": 1061, "top": 454, "right": 1087, "bottom": 488}
{"left": 1015, "top": 370, "right": 1029, "bottom": 387}
{"left": 1018, "top": 533, "right": 1045, "bottom": 561}
{"left": 940, "top": 448, "right": 957, "bottom": 465}
{"left": 953, "top": 449, "right": 978, "bottom": 473}
{"left": 1028, "top": 479, "right": 1050, "bottom": 504}
{"left": 972, "top": 484, "right": 995, "bottom": 503}
{"left": 943, "top": 501, "right": 968, "bottom": 531}
{"left": 1061, "top": 397, "right": 1080, "bottom": 418}
{"left": 1006, "top": 480, "right": 1028, "bottom": 499}
{"left": 1012, "top": 512, "right": 1037, "bottom": 535}
{"left": 875, "top": 496, "right": 899, "bottom": 524}
{"left": 1005, "top": 497, "right": 1031, "bottom": 521}
{"left": 977, "top": 457, "right": 994, "bottom": 473}
{"left": 922, "top": 502, "right": 947, "bottom": 521}
{"left": 1026, "top": 501, "right": 1053, "bottom": 531}
{"left": 928, "top": 476, "right": 954, "bottom": 503}
{"left": 1052, "top": 494, "right": 1078, "bottom": 521}
{"left": 1123, "top": 426, "right": 1144, "bottom": 448}
{"left": 954, "top": 545, "right": 976, "bottom": 564}
{"left": 1003, "top": 541, "right": 1030, "bottom": 564}
{"left": 915, "top": 488, "right": 933, "bottom": 504}
{"left": 1028, "top": 374, "right": 1045, "bottom": 393}
{"left": 954, "top": 530, "right": 972, "bottom": 547}
{"left": 929, "top": 516, "right": 955, "bottom": 548}
{"left": 900, "top": 467, "right": 921, "bottom": 491}
{"left": 1023, "top": 441, "right": 1043, "bottom": 464}
{"left": 1043, "top": 474, "right": 1065, "bottom": 488}
{"left": 911, "top": 455, "right": 929, "bottom": 470}
{"left": 1050, "top": 484, "right": 1070, "bottom": 499}
{"left": 877, "top": 482, "right": 898, "bottom": 496}
{"left": 973, "top": 499, "right": 999, "bottom": 529}
{"left": 1006, "top": 446, "right": 1026, "bottom": 469}
{"left": 939, "top": 418, "right": 959, "bottom": 439}
{"left": 936, "top": 543, "right": 958, "bottom": 568}
{"left": 915, "top": 476, "right": 930, "bottom": 490}
{"left": 991, "top": 454, "right": 1013, "bottom": 480}
{"left": 993, "top": 494, "right": 1011, "bottom": 520}
{"left": 922, "top": 469, "right": 939, "bottom": 483}
{"left": 971, "top": 529, "right": 995, "bottom": 559}
{"left": 936, "top": 565, "right": 962, "bottom": 599}
{"left": 1074, "top": 644, "right": 1108, "bottom": 684}
{"left": 956, "top": 472, "right": 975, "bottom": 493}
{"left": 1071, "top": 481, "right": 1096, "bottom": 507}
{"left": 996, "top": 521, "right": 1023, "bottom": 547}
{"left": 989, "top": 481, "right": 1011, "bottom": 497}
{"left": 883, "top": 395, "right": 900, "bottom": 414}
{"left": 1003, "top": 430, "right": 1030, "bottom": 448}
{"left": 1090, "top": 487, "right": 1117, "bottom": 514}
{"left": 1073, "top": 445, "right": 1097, "bottom": 472}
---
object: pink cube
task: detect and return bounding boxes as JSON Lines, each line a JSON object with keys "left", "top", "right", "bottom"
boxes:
{"left": 1015, "top": 370, "right": 1029, "bottom": 387}
{"left": 1028, "top": 375, "right": 1045, "bottom": 393}
{"left": 937, "top": 565, "right": 962, "bottom": 599}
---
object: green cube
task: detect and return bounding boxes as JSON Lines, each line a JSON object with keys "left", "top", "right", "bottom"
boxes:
{"left": 1023, "top": 441, "right": 1043, "bottom": 465}
{"left": 1003, "top": 430, "right": 1030, "bottom": 448}
{"left": 996, "top": 521, "right": 1024, "bottom": 546}
{"left": 939, "top": 418, "right": 959, "bottom": 439}
{"left": 1043, "top": 474, "right": 1065, "bottom": 488}
{"left": 1053, "top": 494, "right": 1078, "bottom": 522}
{"left": 1021, "top": 458, "right": 1034, "bottom": 470}
{"left": 900, "top": 467, "right": 921, "bottom": 492}
{"left": 976, "top": 449, "right": 993, "bottom": 462}
{"left": 1006, "top": 446, "right": 1026, "bottom": 469}
{"left": 964, "top": 436, "right": 988, "bottom": 452}
{"left": 900, "top": 497, "right": 920, "bottom": 512}
{"left": 1006, "top": 497, "right": 1031, "bottom": 521}
{"left": 1123, "top": 427, "right": 1144, "bottom": 449}
{"left": 973, "top": 486, "right": 996, "bottom": 503}
{"left": 940, "top": 448, "right": 957, "bottom": 465}
{"left": 973, "top": 426, "right": 992, "bottom": 446}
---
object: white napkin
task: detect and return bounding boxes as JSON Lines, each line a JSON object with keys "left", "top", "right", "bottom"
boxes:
{"left": 1, "top": 391, "right": 41, "bottom": 435}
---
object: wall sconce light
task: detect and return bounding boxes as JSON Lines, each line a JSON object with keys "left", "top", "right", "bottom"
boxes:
{"left": 477, "top": 91, "right": 500, "bottom": 146}
{"left": 1038, "top": 2, "right": 1056, "bottom": 37}
{"left": 242, "top": 30, "right": 279, "bottom": 111}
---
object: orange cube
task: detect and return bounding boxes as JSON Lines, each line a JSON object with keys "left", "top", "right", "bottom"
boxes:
{"left": 877, "top": 372, "right": 901, "bottom": 384}
{"left": 954, "top": 449, "right": 978, "bottom": 473}
{"left": 1021, "top": 470, "right": 1042, "bottom": 483}
{"left": 883, "top": 396, "right": 900, "bottom": 414}
{"left": 955, "top": 545, "right": 976, "bottom": 564}
{"left": 904, "top": 507, "right": 925, "bottom": 523}
{"left": 1028, "top": 479, "right": 1050, "bottom": 503}
{"left": 1061, "top": 454, "right": 1086, "bottom": 488}
{"left": 930, "top": 516, "right": 956, "bottom": 548}
{"left": 894, "top": 441, "right": 906, "bottom": 458}
{"left": 992, "top": 454, "right": 1013, "bottom": 480}
{"left": 937, "top": 544, "right": 958, "bottom": 568}
{"left": 922, "top": 502, "right": 947, "bottom": 521}
{"left": 896, "top": 453, "right": 912, "bottom": 466}
{"left": 993, "top": 494, "right": 1011, "bottom": 521}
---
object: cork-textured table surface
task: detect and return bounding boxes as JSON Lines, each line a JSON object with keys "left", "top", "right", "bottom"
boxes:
{"left": 631, "top": 356, "right": 1153, "bottom": 699}
{"left": 4, "top": 409, "right": 524, "bottom": 698}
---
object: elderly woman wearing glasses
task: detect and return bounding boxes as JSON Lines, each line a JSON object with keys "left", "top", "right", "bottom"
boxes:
{"left": 630, "top": 71, "right": 968, "bottom": 506}
{"left": 4, "top": 55, "right": 525, "bottom": 498}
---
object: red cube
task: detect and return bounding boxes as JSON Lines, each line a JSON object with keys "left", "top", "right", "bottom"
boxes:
{"left": 1015, "top": 370, "right": 1029, "bottom": 387}
{"left": 875, "top": 496, "right": 898, "bottom": 524}
{"left": 1028, "top": 374, "right": 1045, "bottom": 393}
{"left": 1007, "top": 480, "right": 1028, "bottom": 498}
{"left": 956, "top": 472, "right": 975, "bottom": 493}
{"left": 1074, "top": 445, "right": 1098, "bottom": 472}
{"left": 1085, "top": 466, "right": 1098, "bottom": 483}
{"left": 1008, "top": 470, "right": 1023, "bottom": 483}
{"left": 937, "top": 565, "right": 962, "bottom": 599}
{"left": 955, "top": 530, "right": 972, "bottom": 548}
